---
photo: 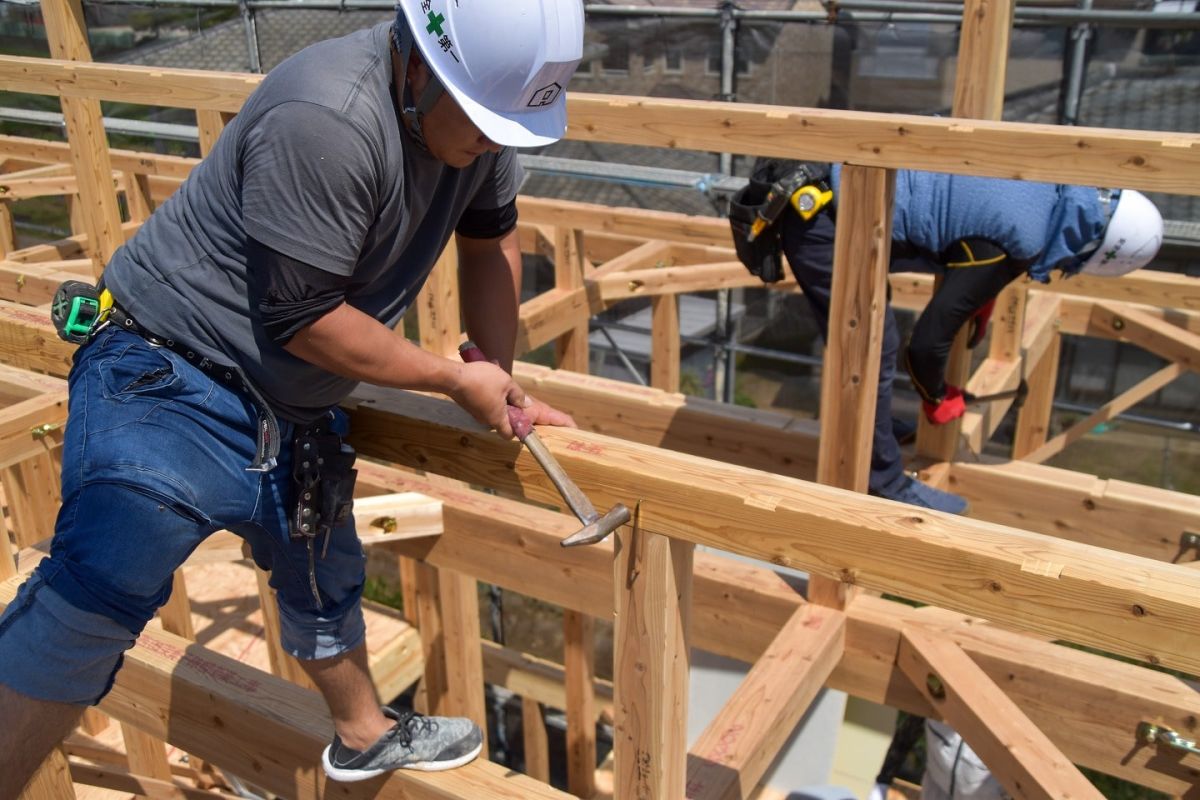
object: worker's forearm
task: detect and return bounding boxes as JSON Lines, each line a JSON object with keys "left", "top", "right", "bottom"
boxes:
{"left": 459, "top": 230, "right": 522, "bottom": 371}
{"left": 284, "top": 302, "right": 465, "bottom": 395}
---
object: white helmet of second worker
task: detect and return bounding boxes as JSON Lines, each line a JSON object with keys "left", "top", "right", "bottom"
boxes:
{"left": 1079, "top": 189, "right": 1164, "bottom": 277}
{"left": 396, "top": 0, "right": 584, "bottom": 148}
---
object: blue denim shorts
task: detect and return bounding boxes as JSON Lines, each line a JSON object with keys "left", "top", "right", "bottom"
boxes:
{"left": 0, "top": 327, "right": 366, "bottom": 704}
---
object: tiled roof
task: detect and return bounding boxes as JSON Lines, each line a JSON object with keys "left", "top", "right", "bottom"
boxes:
{"left": 1003, "top": 63, "right": 1200, "bottom": 221}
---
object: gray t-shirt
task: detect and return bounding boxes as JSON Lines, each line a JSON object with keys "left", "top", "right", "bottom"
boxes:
{"left": 104, "top": 22, "right": 523, "bottom": 422}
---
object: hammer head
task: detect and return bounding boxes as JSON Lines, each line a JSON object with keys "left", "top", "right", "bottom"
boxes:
{"left": 560, "top": 503, "right": 632, "bottom": 547}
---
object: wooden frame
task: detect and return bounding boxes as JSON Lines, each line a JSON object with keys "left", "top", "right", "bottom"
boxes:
{"left": 3, "top": 0, "right": 1200, "bottom": 796}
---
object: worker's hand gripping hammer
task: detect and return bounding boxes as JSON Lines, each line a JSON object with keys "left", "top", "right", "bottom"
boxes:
{"left": 458, "top": 341, "right": 631, "bottom": 547}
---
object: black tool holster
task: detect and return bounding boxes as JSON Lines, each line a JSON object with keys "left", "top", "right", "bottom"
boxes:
{"left": 729, "top": 158, "right": 833, "bottom": 284}
{"left": 290, "top": 416, "right": 358, "bottom": 554}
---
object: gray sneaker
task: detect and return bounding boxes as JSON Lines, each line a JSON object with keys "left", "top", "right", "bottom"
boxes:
{"left": 322, "top": 707, "right": 483, "bottom": 781}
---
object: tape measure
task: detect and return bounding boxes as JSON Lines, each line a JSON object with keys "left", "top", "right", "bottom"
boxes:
{"left": 51, "top": 281, "right": 113, "bottom": 344}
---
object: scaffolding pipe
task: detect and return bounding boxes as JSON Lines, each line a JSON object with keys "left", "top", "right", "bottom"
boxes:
{"left": 1061, "top": 0, "right": 1095, "bottom": 125}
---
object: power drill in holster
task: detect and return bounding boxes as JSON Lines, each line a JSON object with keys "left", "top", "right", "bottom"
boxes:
{"left": 51, "top": 281, "right": 113, "bottom": 344}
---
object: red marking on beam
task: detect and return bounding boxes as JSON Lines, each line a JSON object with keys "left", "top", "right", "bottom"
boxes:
{"left": 138, "top": 636, "right": 262, "bottom": 694}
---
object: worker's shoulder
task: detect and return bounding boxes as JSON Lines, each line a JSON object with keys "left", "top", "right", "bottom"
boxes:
{"left": 244, "top": 23, "right": 392, "bottom": 127}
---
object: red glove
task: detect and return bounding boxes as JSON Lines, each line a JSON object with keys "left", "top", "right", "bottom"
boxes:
{"left": 966, "top": 298, "right": 996, "bottom": 349}
{"left": 922, "top": 385, "right": 966, "bottom": 425}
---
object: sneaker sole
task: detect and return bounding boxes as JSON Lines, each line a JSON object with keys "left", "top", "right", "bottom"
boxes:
{"left": 321, "top": 740, "right": 484, "bottom": 782}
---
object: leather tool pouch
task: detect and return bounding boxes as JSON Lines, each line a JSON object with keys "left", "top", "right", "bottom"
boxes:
{"left": 729, "top": 177, "right": 785, "bottom": 284}
{"left": 290, "top": 421, "right": 358, "bottom": 546}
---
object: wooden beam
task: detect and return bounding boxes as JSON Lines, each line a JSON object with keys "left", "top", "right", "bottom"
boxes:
{"left": 195, "top": 110, "right": 231, "bottom": 157}
{"left": 37, "top": 0, "right": 124, "bottom": 273}
{"left": 1012, "top": 330, "right": 1062, "bottom": 459}
{"left": 0, "top": 390, "right": 66, "bottom": 471}
{"left": 0, "top": 134, "right": 197, "bottom": 182}
{"left": 20, "top": 746, "right": 75, "bottom": 800}
{"left": 897, "top": 625, "right": 1103, "bottom": 800}
{"left": 595, "top": 261, "right": 784, "bottom": 303}
{"left": 951, "top": 0, "right": 1014, "bottom": 119}
{"left": 344, "top": 390, "right": 1200, "bottom": 674}
{"left": 417, "top": 246, "right": 461, "bottom": 358}
{"left": 521, "top": 699, "right": 550, "bottom": 783}
{"left": 650, "top": 294, "right": 679, "bottom": 392}
{"left": 685, "top": 604, "right": 846, "bottom": 800}
{"left": 564, "top": 609, "right": 597, "bottom": 798}
{"left": 553, "top": 227, "right": 589, "bottom": 373}
{"left": 68, "top": 760, "right": 236, "bottom": 800}
{"left": 612, "top": 524, "right": 693, "bottom": 800}
{"left": 0, "top": 577, "right": 573, "bottom": 800}
{"left": 3, "top": 451, "right": 61, "bottom": 548}
{"left": 352, "top": 460, "right": 1200, "bottom": 794}
{"left": 1088, "top": 302, "right": 1200, "bottom": 371}
{"left": 0, "top": 201, "right": 13, "bottom": 259}
{"left": 1021, "top": 363, "right": 1186, "bottom": 464}
{"left": 3, "top": 57, "right": 1199, "bottom": 193}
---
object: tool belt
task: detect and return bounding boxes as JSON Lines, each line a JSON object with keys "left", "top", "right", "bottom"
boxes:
{"left": 106, "top": 301, "right": 282, "bottom": 473}
{"left": 729, "top": 159, "right": 833, "bottom": 284}
{"left": 290, "top": 413, "right": 358, "bottom": 606}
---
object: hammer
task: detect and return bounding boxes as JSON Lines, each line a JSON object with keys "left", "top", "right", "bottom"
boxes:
{"left": 964, "top": 379, "right": 1029, "bottom": 409}
{"left": 459, "top": 342, "right": 631, "bottom": 547}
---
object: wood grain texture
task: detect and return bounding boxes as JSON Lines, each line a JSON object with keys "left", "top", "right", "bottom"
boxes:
{"left": 898, "top": 626, "right": 1103, "bottom": 800}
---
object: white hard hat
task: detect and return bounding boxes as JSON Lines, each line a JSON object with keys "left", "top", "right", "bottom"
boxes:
{"left": 1078, "top": 189, "right": 1163, "bottom": 277}
{"left": 395, "top": 0, "right": 584, "bottom": 148}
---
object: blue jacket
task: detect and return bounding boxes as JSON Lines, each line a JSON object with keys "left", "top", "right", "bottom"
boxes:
{"left": 831, "top": 166, "right": 1107, "bottom": 281}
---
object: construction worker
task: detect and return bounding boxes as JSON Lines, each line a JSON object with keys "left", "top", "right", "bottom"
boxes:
{"left": 731, "top": 161, "right": 1163, "bottom": 514}
{"left": 0, "top": 1, "right": 583, "bottom": 794}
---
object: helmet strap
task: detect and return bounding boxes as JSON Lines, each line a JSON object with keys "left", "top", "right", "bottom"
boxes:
{"left": 392, "top": 19, "right": 445, "bottom": 152}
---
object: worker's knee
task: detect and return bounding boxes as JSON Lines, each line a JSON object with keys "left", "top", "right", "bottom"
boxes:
{"left": 0, "top": 570, "right": 136, "bottom": 704}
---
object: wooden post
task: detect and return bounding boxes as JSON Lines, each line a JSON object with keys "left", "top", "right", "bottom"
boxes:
{"left": 917, "top": 0, "right": 1015, "bottom": 461}
{"left": 555, "top": 227, "right": 589, "bottom": 373}
{"left": 417, "top": 244, "right": 462, "bottom": 358}
{"left": 811, "top": 164, "right": 895, "bottom": 608}
{"left": 3, "top": 454, "right": 60, "bottom": 549}
{"left": 564, "top": 608, "right": 596, "bottom": 798}
{"left": 522, "top": 698, "right": 550, "bottom": 782}
{"left": 122, "top": 172, "right": 153, "bottom": 224}
{"left": 436, "top": 567, "right": 488, "bottom": 745}
{"left": 612, "top": 525, "right": 693, "bottom": 800}
{"left": 245, "top": 542, "right": 317, "bottom": 690}
{"left": 38, "top": 0, "right": 125, "bottom": 275}
{"left": 118, "top": 723, "right": 173, "bottom": 797}
{"left": 650, "top": 294, "right": 680, "bottom": 393}
{"left": 1013, "top": 333, "right": 1062, "bottom": 459}
{"left": 0, "top": 200, "right": 14, "bottom": 258}
{"left": 195, "top": 110, "right": 233, "bottom": 157}
{"left": 19, "top": 746, "right": 75, "bottom": 800}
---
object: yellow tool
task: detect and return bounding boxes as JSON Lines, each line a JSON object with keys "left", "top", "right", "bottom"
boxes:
{"left": 747, "top": 173, "right": 833, "bottom": 241}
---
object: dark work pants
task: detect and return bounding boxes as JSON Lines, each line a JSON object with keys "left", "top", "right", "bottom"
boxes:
{"left": 781, "top": 213, "right": 905, "bottom": 494}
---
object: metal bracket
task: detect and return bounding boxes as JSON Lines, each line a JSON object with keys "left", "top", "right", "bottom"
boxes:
{"left": 30, "top": 422, "right": 60, "bottom": 440}
{"left": 1182, "top": 531, "right": 1200, "bottom": 552}
{"left": 1138, "top": 722, "right": 1200, "bottom": 756}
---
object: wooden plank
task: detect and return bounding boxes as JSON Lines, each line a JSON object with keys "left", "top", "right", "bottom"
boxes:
{"left": 0, "top": 390, "right": 67, "bottom": 471}
{"left": 597, "top": 261, "right": 790, "bottom": 303}
{"left": 650, "top": 294, "right": 679, "bottom": 392}
{"left": 481, "top": 640, "right": 613, "bottom": 719}
{"left": 521, "top": 699, "right": 550, "bottom": 783}
{"left": 0, "top": 135, "right": 197, "bottom": 182}
{"left": 120, "top": 723, "right": 174, "bottom": 792}
{"left": 157, "top": 570, "right": 196, "bottom": 641}
{"left": 897, "top": 626, "right": 1103, "bottom": 800}
{"left": 613, "top": 525, "right": 693, "bottom": 800}
{"left": 1012, "top": 330, "right": 1062, "bottom": 459}
{"left": 353, "top": 461, "right": 1200, "bottom": 794}
{"left": 516, "top": 288, "right": 591, "bottom": 356}
{"left": 590, "top": 240, "right": 673, "bottom": 278}
{"left": 345, "top": 391, "right": 1200, "bottom": 675}
{"left": 1088, "top": 302, "right": 1200, "bottom": 371}
{"left": 417, "top": 246, "right": 461, "bottom": 358}
{"left": 415, "top": 561, "right": 451, "bottom": 715}
{"left": 0, "top": 577, "right": 573, "bottom": 800}
{"left": 20, "top": 746, "right": 75, "bottom": 800}
{"left": 3, "top": 451, "right": 61, "bottom": 548}
{"left": 554, "top": 227, "right": 589, "bottom": 373}
{"left": 123, "top": 172, "right": 153, "bottom": 223}
{"left": 353, "top": 492, "right": 443, "bottom": 546}
{"left": 68, "top": 760, "right": 236, "bottom": 800}
{"left": 520, "top": 197, "right": 730, "bottom": 249}
{"left": 0, "top": 201, "right": 13, "bottom": 259}
{"left": 812, "top": 165, "right": 894, "bottom": 607}
{"left": 1021, "top": 363, "right": 1186, "bottom": 464}
{"left": 685, "top": 604, "right": 846, "bottom": 800}
{"left": 563, "top": 609, "right": 596, "bottom": 798}
{"left": 38, "top": 0, "right": 124, "bottom": 274}
{"left": 951, "top": 0, "right": 1014, "bottom": 119}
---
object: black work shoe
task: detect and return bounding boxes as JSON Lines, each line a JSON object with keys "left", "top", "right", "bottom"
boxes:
{"left": 322, "top": 706, "right": 483, "bottom": 781}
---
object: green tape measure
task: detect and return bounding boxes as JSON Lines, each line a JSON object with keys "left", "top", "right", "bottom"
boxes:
{"left": 51, "top": 281, "right": 112, "bottom": 344}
